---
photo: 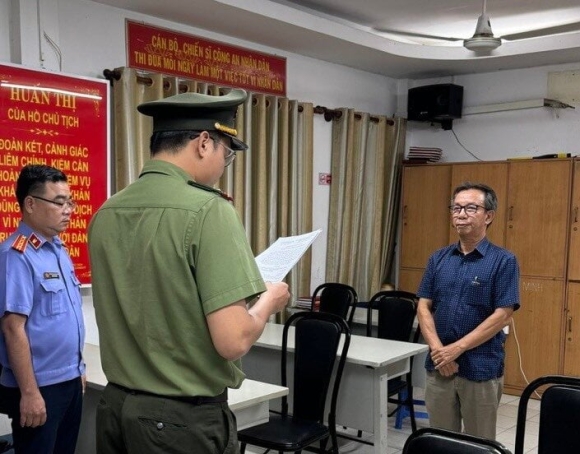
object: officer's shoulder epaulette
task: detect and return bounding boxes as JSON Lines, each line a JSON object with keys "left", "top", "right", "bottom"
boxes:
{"left": 187, "top": 180, "right": 234, "bottom": 202}
{"left": 11, "top": 234, "right": 28, "bottom": 253}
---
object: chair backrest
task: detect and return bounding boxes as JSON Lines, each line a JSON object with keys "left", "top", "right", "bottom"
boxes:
{"left": 281, "top": 311, "right": 351, "bottom": 424}
{"left": 311, "top": 283, "right": 357, "bottom": 325}
{"left": 366, "top": 290, "right": 418, "bottom": 341}
{"left": 403, "top": 427, "right": 512, "bottom": 454}
{"left": 515, "top": 374, "right": 580, "bottom": 454}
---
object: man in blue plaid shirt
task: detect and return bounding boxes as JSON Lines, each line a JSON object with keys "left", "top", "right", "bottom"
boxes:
{"left": 417, "top": 182, "right": 520, "bottom": 440}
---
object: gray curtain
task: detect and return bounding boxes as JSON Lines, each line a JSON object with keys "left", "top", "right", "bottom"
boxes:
{"left": 326, "top": 109, "right": 406, "bottom": 300}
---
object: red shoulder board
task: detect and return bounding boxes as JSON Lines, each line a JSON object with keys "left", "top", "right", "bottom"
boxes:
{"left": 218, "top": 190, "right": 234, "bottom": 202}
{"left": 11, "top": 234, "right": 28, "bottom": 253}
{"left": 28, "top": 233, "right": 42, "bottom": 250}
{"left": 187, "top": 180, "right": 234, "bottom": 203}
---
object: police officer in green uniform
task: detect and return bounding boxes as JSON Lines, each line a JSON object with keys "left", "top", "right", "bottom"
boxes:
{"left": 88, "top": 89, "right": 290, "bottom": 454}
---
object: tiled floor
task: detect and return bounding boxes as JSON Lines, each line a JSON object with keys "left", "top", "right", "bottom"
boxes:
{"left": 246, "top": 389, "right": 542, "bottom": 454}
{"left": 1, "top": 389, "right": 541, "bottom": 454}
{"left": 340, "top": 391, "right": 540, "bottom": 454}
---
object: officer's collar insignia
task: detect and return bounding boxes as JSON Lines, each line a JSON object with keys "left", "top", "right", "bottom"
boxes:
{"left": 28, "top": 233, "right": 43, "bottom": 250}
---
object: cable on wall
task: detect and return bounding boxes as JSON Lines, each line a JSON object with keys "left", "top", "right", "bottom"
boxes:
{"left": 451, "top": 129, "right": 483, "bottom": 161}
{"left": 510, "top": 318, "right": 542, "bottom": 399}
{"left": 36, "top": 0, "right": 44, "bottom": 68}
{"left": 43, "top": 32, "right": 62, "bottom": 71}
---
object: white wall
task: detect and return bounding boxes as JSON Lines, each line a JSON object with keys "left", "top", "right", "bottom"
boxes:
{"left": 53, "top": 0, "right": 397, "bottom": 114}
{"left": 0, "top": 1, "right": 9, "bottom": 61}
{"left": 402, "top": 63, "right": 580, "bottom": 162}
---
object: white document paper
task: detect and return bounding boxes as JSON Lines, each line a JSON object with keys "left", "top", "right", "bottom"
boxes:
{"left": 255, "top": 229, "right": 322, "bottom": 282}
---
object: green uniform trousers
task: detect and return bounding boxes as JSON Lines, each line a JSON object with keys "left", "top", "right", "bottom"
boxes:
{"left": 96, "top": 382, "right": 239, "bottom": 454}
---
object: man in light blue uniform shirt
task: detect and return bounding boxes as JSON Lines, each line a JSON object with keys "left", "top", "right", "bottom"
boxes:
{"left": 0, "top": 165, "right": 86, "bottom": 454}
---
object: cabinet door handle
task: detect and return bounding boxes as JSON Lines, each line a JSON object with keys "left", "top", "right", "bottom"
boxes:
{"left": 568, "top": 316, "right": 573, "bottom": 333}
{"left": 575, "top": 207, "right": 578, "bottom": 223}
{"left": 508, "top": 206, "right": 514, "bottom": 221}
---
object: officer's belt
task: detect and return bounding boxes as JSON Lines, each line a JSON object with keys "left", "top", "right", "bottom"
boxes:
{"left": 109, "top": 382, "right": 228, "bottom": 405}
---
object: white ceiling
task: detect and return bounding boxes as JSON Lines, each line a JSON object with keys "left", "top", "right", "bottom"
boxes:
{"left": 90, "top": 0, "right": 580, "bottom": 79}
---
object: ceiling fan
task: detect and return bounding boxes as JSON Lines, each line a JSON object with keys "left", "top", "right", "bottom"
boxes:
{"left": 373, "top": 0, "right": 580, "bottom": 52}
{"left": 462, "top": 0, "right": 501, "bottom": 51}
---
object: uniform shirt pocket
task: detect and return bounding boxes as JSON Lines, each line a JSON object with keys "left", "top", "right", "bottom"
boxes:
{"left": 39, "top": 279, "right": 67, "bottom": 316}
{"left": 465, "top": 278, "right": 492, "bottom": 307}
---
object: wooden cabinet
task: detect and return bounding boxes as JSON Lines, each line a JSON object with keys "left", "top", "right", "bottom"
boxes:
{"left": 504, "top": 278, "right": 565, "bottom": 393}
{"left": 564, "top": 162, "right": 580, "bottom": 377}
{"left": 400, "top": 159, "right": 575, "bottom": 395}
{"left": 400, "top": 165, "right": 451, "bottom": 270}
{"left": 568, "top": 161, "right": 580, "bottom": 281}
{"left": 564, "top": 282, "right": 580, "bottom": 376}
{"left": 398, "top": 268, "right": 425, "bottom": 294}
{"left": 505, "top": 160, "right": 571, "bottom": 278}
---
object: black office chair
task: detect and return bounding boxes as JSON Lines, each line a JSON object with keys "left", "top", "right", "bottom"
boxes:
{"left": 514, "top": 374, "right": 580, "bottom": 454}
{"left": 311, "top": 283, "right": 357, "bottom": 326}
{"left": 238, "top": 311, "right": 351, "bottom": 454}
{"left": 366, "top": 290, "right": 420, "bottom": 432}
{"left": 403, "top": 427, "right": 512, "bottom": 454}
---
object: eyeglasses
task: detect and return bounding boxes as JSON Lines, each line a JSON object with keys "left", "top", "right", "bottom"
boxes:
{"left": 449, "top": 204, "right": 487, "bottom": 215}
{"left": 212, "top": 138, "right": 237, "bottom": 167}
{"left": 30, "top": 195, "right": 77, "bottom": 211}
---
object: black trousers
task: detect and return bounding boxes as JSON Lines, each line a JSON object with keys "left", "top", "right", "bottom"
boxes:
{"left": 4, "top": 377, "right": 83, "bottom": 454}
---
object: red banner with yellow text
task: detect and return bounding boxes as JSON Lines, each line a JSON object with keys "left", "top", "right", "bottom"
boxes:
{"left": 0, "top": 63, "right": 109, "bottom": 285}
{"left": 126, "top": 20, "right": 286, "bottom": 96}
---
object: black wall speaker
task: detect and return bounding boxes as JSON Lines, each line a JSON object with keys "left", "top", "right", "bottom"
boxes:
{"left": 407, "top": 84, "right": 464, "bottom": 129}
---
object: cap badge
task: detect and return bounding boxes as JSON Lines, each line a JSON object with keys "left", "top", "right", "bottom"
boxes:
{"left": 214, "top": 122, "right": 238, "bottom": 137}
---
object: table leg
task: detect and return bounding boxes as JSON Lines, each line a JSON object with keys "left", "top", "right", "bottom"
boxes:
{"left": 374, "top": 369, "right": 389, "bottom": 454}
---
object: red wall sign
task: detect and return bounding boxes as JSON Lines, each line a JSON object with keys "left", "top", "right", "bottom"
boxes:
{"left": 0, "top": 63, "right": 109, "bottom": 285}
{"left": 126, "top": 20, "right": 287, "bottom": 96}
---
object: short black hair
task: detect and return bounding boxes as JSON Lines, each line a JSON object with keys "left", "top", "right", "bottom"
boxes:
{"left": 16, "top": 165, "right": 67, "bottom": 208}
{"left": 149, "top": 130, "right": 223, "bottom": 156}
{"left": 452, "top": 182, "right": 498, "bottom": 211}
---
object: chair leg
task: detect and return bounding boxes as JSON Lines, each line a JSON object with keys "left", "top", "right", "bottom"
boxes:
{"left": 239, "top": 442, "right": 246, "bottom": 453}
{"left": 407, "top": 384, "right": 417, "bottom": 433}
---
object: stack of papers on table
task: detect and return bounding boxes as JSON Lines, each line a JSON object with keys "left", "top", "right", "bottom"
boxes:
{"left": 295, "top": 297, "right": 312, "bottom": 309}
{"left": 406, "top": 146, "right": 442, "bottom": 163}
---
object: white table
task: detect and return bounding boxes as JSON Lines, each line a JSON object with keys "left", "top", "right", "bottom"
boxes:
{"left": 242, "top": 322, "right": 428, "bottom": 454}
{"left": 77, "top": 343, "right": 288, "bottom": 453}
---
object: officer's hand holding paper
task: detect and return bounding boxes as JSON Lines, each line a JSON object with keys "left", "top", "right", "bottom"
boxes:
{"left": 255, "top": 230, "right": 322, "bottom": 282}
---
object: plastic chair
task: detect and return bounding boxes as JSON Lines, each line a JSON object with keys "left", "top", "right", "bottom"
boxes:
{"left": 238, "top": 311, "right": 351, "bottom": 454}
{"left": 366, "top": 290, "right": 420, "bottom": 432}
{"left": 403, "top": 427, "right": 512, "bottom": 454}
{"left": 311, "top": 283, "right": 357, "bottom": 326}
{"left": 514, "top": 374, "right": 580, "bottom": 454}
